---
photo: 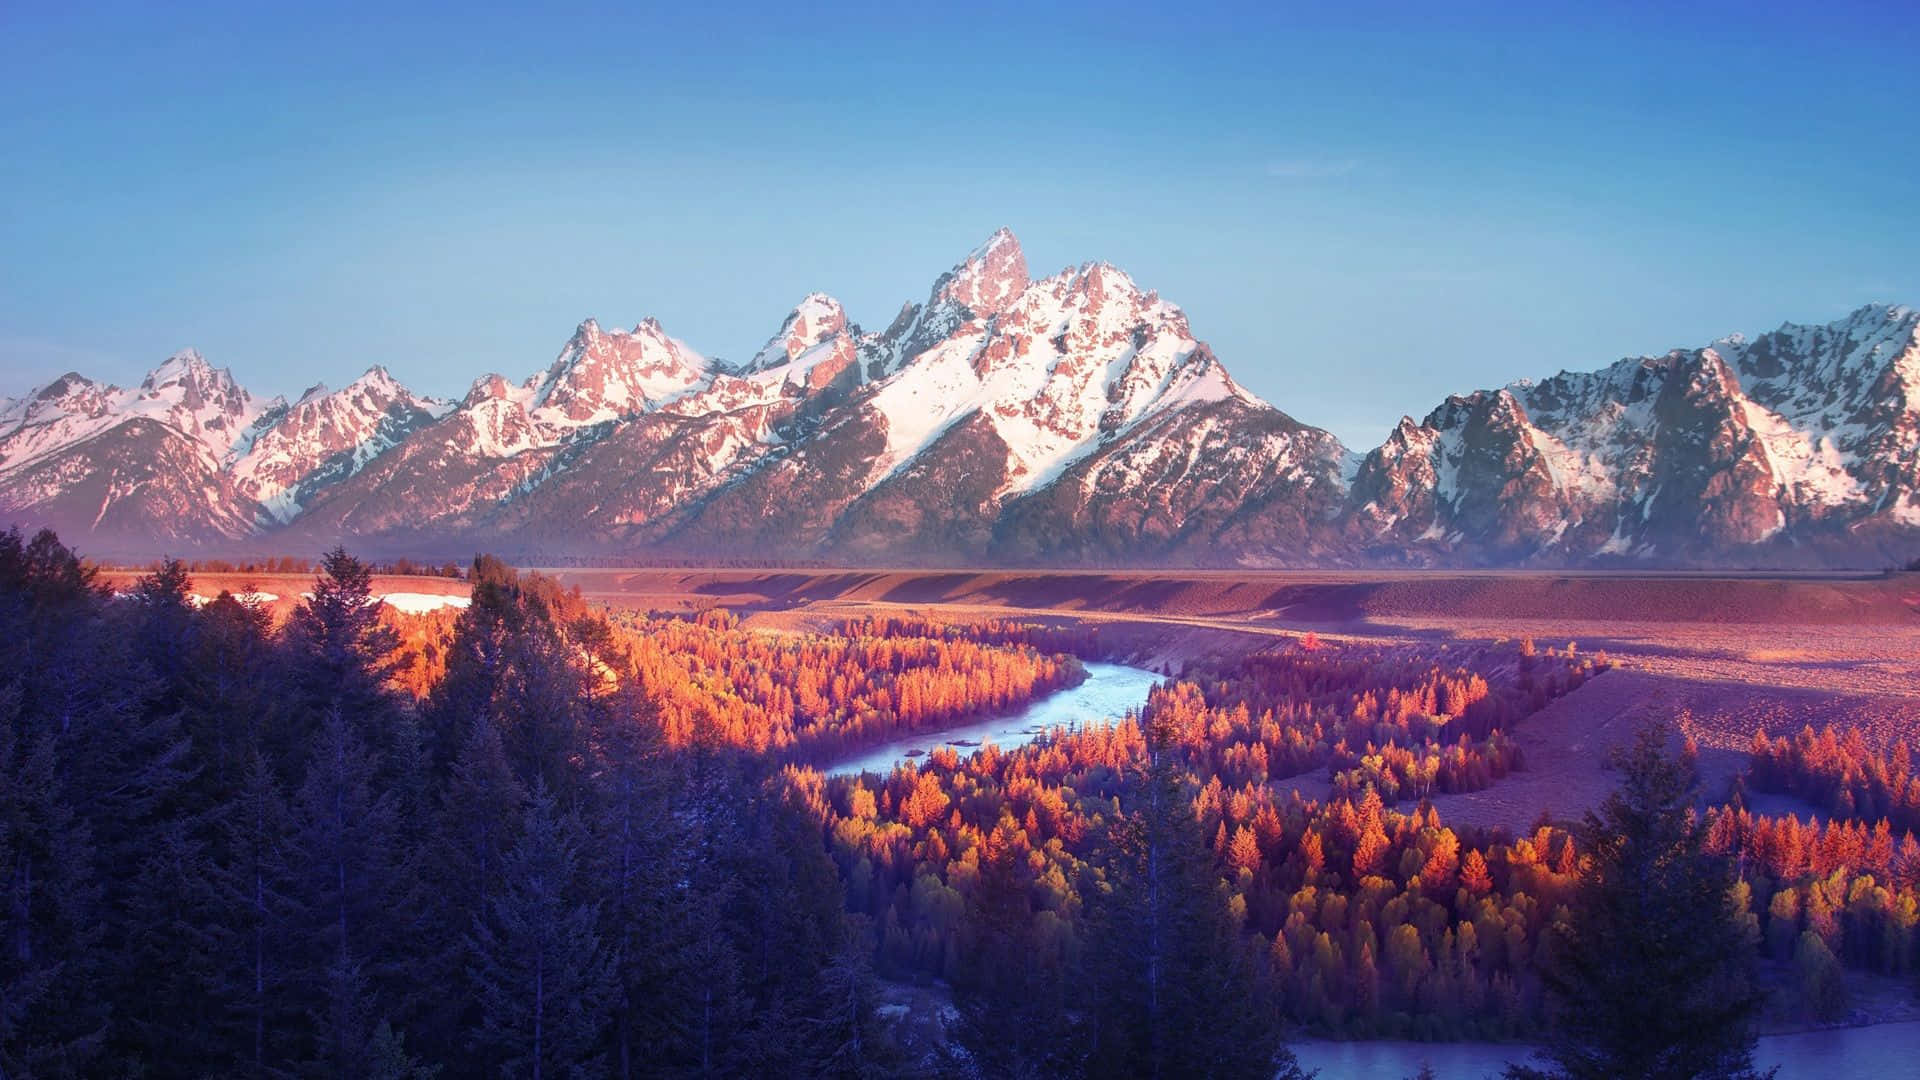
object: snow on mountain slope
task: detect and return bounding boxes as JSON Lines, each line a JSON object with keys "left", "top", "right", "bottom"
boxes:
{"left": 7, "top": 232, "right": 1918, "bottom": 568}
{"left": 1349, "top": 304, "right": 1920, "bottom": 563}
{"left": 528, "top": 317, "right": 712, "bottom": 427}
{"left": 861, "top": 258, "right": 1253, "bottom": 498}
{"left": 743, "top": 293, "right": 848, "bottom": 373}
{"left": 0, "top": 352, "right": 276, "bottom": 544}
{"left": 0, "top": 350, "right": 269, "bottom": 477}
{"left": 231, "top": 367, "right": 452, "bottom": 523}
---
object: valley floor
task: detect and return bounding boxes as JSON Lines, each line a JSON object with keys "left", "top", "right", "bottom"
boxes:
{"left": 543, "top": 566, "right": 1920, "bottom": 832}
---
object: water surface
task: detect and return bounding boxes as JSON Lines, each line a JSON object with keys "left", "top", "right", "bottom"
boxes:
{"left": 1291, "top": 1020, "right": 1920, "bottom": 1078}
{"left": 824, "top": 661, "right": 1161, "bottom": 778}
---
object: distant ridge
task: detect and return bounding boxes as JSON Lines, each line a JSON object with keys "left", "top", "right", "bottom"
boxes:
{"left": 3, "top": 234, "right": 1917, "bottom": 567}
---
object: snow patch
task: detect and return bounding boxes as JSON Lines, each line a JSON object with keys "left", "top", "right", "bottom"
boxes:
{"left": 379, "top": 592, "right": 471, "bottom": 614}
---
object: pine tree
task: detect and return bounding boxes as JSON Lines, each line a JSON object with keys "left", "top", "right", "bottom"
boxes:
{"left": 467, "top": 782, "right": 614, "bottom": 1079}
{"left": 731, "top": 771, "right": 849, "bottom": 1073}
{"left": 0, "top": 690, "right": 109, "bottom": 1076}
{"left": 287, "top": 548, "right": 404, "bottom": 767}
{"left": 284, "top": 707, "right": 416, "bottom": 1077}
{"left": 414, "top": 717, "right": 527, "bottom": 1068}
{"left": 809, "top": 915, "right": 899, "bottom": 1080}
{"left": 206, "top": 752, "right": 299, "bottom": 1075}
{"left": 1508, "top": 721, "right": 1771, "bottom": 1080}
{"left": 585, "top": 687, "right": 680, "bottom": 1080}
{"left": 951, "top": 820, "right": 1072, "bottom": 1078}
{"left": 1077, "top": 713, "right": 1305, "bottom": 1079}
{"left": 614, "top": 748, "right": 756, "bottom": 1076}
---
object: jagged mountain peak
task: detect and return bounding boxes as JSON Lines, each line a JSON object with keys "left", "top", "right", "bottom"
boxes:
{"left": 141, "top": 347, "right": 213, "bottom": 385}
{"left": 7, "top": 237, "right": 1917, "bottom": 569}
{"left": 931, "top": 227, "right": 1029, "bottom": 317}
{"left": 231, "top": 365, "right": 448, "bottom": 524}
{"left": 344, "top": 364, "right": 417, "bottom": 400}
{"left": 746, "top": 292, "right": 850, "bottom": 373}
{"left": 463, "top": 373, "right": 518, "bottom": 408}
{"left": 531, "top": 315, "right": 711, "bottom": 422}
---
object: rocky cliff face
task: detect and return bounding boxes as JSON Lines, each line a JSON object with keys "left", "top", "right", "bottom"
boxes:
{"left": 4, "top": 234, "right": 1916, "bottom": 567}
{"left": 1346, "top": 304, "right": 1920, "bottom": 564}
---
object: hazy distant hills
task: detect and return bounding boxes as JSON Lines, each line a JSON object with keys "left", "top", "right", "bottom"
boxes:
{"left": 4, "top": 230, "right": 1918, "bottom": 567}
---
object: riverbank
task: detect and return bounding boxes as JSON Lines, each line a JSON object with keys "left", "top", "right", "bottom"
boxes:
{"left": 821, "top": 661, "right": 1162, "bottom": 778}
{"left": 1292, "top": 1019, "right": 1920, "bottom": 1077}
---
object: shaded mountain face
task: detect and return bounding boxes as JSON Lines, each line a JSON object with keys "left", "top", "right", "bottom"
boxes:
{"left": 1345, "top": 304, "right": 1920, "bottom": 565}
{"left": 3, "top": 235, "right": 1917, "bottom": 567}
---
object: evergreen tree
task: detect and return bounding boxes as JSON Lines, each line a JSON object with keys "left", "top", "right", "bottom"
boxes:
{"left": 0, "top": 690, "right": 108, "bottom": 1076}
{"left": 206, "top": 752, "right": 300, "bottom": 1076}
{"left": 730, "top": 774, "right": 849, "bottom": 1073}
{"left": 951, "top": 820, "right": 1073, "bottom": 1078}
{"left": 287, "top": 548, "right": 405, "bottom": 767}
{"left": 415, "top": 717, "right": 526, "bottom": 1068}
{"left": 467, "top": 782, "right": 614, "bottom": 1079}
{"left": 1077, "top": 713, "right": 1304, "bottom": 1080}
{"left": 284, "top": 707, "right": 417, "bottom": 1077}
{"left": 1508, "top": 721, "right": 1771, "bottom": 1080}
{"left": 585, "top": 686, "right": 682, "bottom": 1080}
{"left": 809, "top": 915, "right": 900, "bottom": 1080}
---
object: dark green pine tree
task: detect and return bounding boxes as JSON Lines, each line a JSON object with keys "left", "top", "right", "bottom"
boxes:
{"left": 427, "top": 557, "right": 599, "bottom": 804}
{"left": 731, "top": 773, "right": 850, "bottom": 1074}
{"left": 0, "top": 689, "right": 108, "bottom": 1077}
{"left": 950, "top": 820, "right": 1074, "bottom": 1079}
{"left": 1078, "top": 712, "right": 1304, "bottom": 1080}
{"left": 808, "top": 914, "right": 901, "bottom": 1080}
{"left": 284, "top": 706, "right": 418, "bottom": 1078}
{"left": 98, "top": 560, "right": 226, "bottom": 1075}
{"left": 287, "top": 548, "right": 406, "bottom": 764}
{"left": 1508, "top": 720, "right": 1772, "bottom": 1080}
{"left": 185, "top": 588, "right": 283, "bottom": 799}
{"left": 637, "top": 749, "right": 758, "bottom": 1077}
{"left": 124, "top": 556, "right": 198, "bottom": 702}
{"left": 0, "top": 529, "right": 167, "bottom": 1075}
{"left": 206, "top": 751, "right": 301, "bottom": 1076}
{"left": 414, "top": 716, "right": 526, "bottom": 1068}
{"left": 112, "top": 814, "right": 229, "bottom": 1075}
{"left": 584, "top": 684, "right": 688, "bottom": 1080}
{"left": 466, "top": 782, "right": 614, "bottom": 1079}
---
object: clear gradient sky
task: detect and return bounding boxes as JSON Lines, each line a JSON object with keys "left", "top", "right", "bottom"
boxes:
{"left": 3, "top": 1, "right": 1916, "bottom": 449}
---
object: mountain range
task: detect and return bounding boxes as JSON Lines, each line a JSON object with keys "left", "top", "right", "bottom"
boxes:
{"left": 4, "top": 229, "right": 1918, "bottom": 567}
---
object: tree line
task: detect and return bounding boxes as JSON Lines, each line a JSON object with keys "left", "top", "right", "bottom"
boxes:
{"left": 0, "top": 527, "right": 1795, "bottom": 1078}
{"left": 1745, "top": 722, "right": 1920, "bottom": 832}
{"left": 0, "top": 533, "right": 891, "bottom": 1077}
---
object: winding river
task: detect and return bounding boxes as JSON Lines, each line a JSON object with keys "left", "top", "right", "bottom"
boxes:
{"left": 818, "top": 664, "right": 1920, "bottom": 1075}
{"left": 1290, "top": 1020, "right": 1920, "bottom": 1077}
{"left": 823, "top": 661, "right": 1162, "bottom": 778}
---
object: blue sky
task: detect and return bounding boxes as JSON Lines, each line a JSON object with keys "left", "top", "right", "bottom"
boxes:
{"left": 3, "top": 0, "right": 1916, "bottom": 448}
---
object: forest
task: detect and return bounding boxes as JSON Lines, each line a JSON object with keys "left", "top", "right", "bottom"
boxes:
{"left": 0, "top": 526, "right": 1906, "bottom": 1078}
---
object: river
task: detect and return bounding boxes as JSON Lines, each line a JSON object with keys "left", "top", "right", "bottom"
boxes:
{"left": 1291, "top": 1020, "right": 1920, "bottom": 1077}
{"left": 820, "top": 664, "right": 1920, "bottom": 1076}
{"left": 823, "top": 661, "right": 1163, "bottom": 778}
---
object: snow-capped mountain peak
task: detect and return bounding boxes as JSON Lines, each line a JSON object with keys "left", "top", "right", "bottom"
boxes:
{"left": 932, "top": 226, "right": 1029, "bottom": 317}
{"left": 529, "top": 316, "right": 712, "bottom": 424}
{"left": 5, "top": 234, "right": 1917, "bottom": 569}
{"left": 746, "top": 293, "right": 850, "bottom": 372}
{"left": 230, "top": 365, "right": 449, "bottom": 524}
